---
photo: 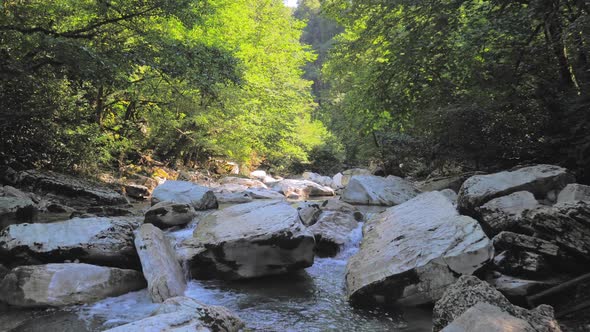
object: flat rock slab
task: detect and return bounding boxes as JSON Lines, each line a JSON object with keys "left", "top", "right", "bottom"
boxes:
{"left": 458, "top": 164, "right": 573, "bottom": 214}
{"left": 271, "top": 179, "right": 335, "bottom": 199}
{"left": 152, "top": 180, "right": 218, "bottom": 210}
{"left": 341, "top": 175, "right": 420, "bottom": 206}
{"left": 0, "top": 263, "right": 145, "bottom": 307}
{"left": 16, "top": 170, "right": 127, "bottom": 206}
{"left": 441, "top": 303, "right": 536, "bottom": 332}
{"left": 134, "top": 224, "right": 186, "bottom": 303}
{"left": 476, "top": 191, "right": 539, "bottom": 235}
{"left": 557, "top": 183, "right": 590, "bottom": 203}
{"left": 433, "top": 275, "right": 560, "bottom": 332}
{"left": 104, "top": 296, "right": 244, "bottom": 332}
{"left": 181, "top": 200, "right": 315, "bottom": 280}
{"left": 345, "top": 191, "right": 493, "bottom": 307}
{"left": 0, "top": 217, "right": 139, "bottom": 268}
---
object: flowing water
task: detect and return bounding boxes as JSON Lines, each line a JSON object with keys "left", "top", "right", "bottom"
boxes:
{"left": 73, "top": 203, "right": 433, "bottom": 331}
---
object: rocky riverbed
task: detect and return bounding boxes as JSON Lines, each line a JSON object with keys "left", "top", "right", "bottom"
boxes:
{"left": 1, "top": 165, "right": 589, "bottom": 331}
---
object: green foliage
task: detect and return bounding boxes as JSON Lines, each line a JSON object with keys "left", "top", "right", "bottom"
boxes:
{"left": 0, "top": 0, "right": 327, "bottom": 173}
{"left": 321, "top": 0, "right": 590, "bottom": 178}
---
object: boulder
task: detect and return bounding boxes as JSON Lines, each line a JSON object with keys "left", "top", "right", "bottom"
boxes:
{"left": 308, "top": 211, "right": 358, "bottom": 257}
{"left": 416, "top": 173, "right": 477, "bottom": 193}
{"left": 152, "top": 180, "right": 218, "bottom": 210}
{"left": 487, "top": 274, "right": 559, "bottom": 304}
{"left": 341, "top": 168, "right": 372, "bottom": 187}
{"left": 432, "top": 275, "right": 560, "bottom": 332}
{"left": 302, "top": 172, "right": 333, "bottom": 187}
{"left": 557, "top": 183, "right": 590, "bottom": 203}
{"left": 15, "top": 170, "right": 128, "bottom": 206}
{"left": 0, "top": 264, "right": 7, "bottom": 280}
{"left": 145, "top": 201, "right": 196, "bottom": 229}
{"left": 104, "top": 296, "right": 244, "bottom": 332}
{"left": 320, "top": 199, "right": 363, "bottom": 221}
{"left": 476, "top": 191, "right": 539, "bottom": 235}
{"left": 296, "top": 202, "right": 322, "bottom": 226}
{"left": 244, "top": 187, "right": 285, "bottom": 200}
{"left": 524, "top": 201, "right": 590, "bottom": 261}
{"left": 0, "top": 263, "right": 145, "bottom": 307}
{"left": 180, "top": 200, "right": 315, "bottom": 280}
{"left": 214, "top": 191, "right": 253, "bottom": 204}
{"left": 250, "top": 170, "right": 267, "bottom": 180}
{"left": 124, "top": 184, "right": 150, "bottom": 200}
{"left": 0, "top": 196, "right": 37, "bottom": 228}
{"left": 134, "top": 224, "right": 186, "bottom": 303}
{"left": 341, "top": 175, "right": 420, "bottom": 206}
{"left": 441, "top": 303, "right": 536, "bottom": 332}
{"left": 458, "top": 165, "right": 574, "bottom": 215}
{"left": 0, "top": 217, "right": 139, "bottom": 268}
{"left": 218, "top": 177, "right": 267, "bottom": 189}
{"left": 345, "top": 192, "right": 493, "bottom": 306}
{"left": 272, "top": 179, "right": 335, "bottom": 199}
{"left": 332, "top": 172, "right": 344, "bottom": 189}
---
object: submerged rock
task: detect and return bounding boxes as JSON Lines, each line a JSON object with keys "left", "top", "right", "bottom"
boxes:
{"left": 180, "top": 200, "right": 315, "bottom": 280}
{"left": 458, "top": 164, "right": 573, "bottom": 215}
{"left": 432, "top": 275, "right": 560, "bottom": 332}
{"left": 104, "top": 296, "right": 244, "bottom": 332}
{"left": 341, "top": 175, "right": 420, "bottom": 206}
{"left": 151, "top": 180, "right": 218, "bottom": 210}
{"left": 144, "top": 201, "right": 196, "bottom": 229}
{"left": 0, "top": 263, "right": 145, "bottom": 307}
{"left": 272, "top": 179, "right": 335, "bottom": 199}
{"left": 0, "top": 217, "right": 139, "bottom": 268}
{"left": 345, "top": 192, "right": 493, "bottom": 306}
{"left": 134, "top": 224, "right": 186, "bottom": 303}
{"left": 476, "top": 191, "right": 539, "bottom": 235}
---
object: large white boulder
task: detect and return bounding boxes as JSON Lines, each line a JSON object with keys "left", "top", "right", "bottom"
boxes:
{"left": 104, "top": 296, "right": 244, "bottom": 332}
{"left": 152, "top": 181, "right": 218, "bottom": 210}
{"left": 341, "top": 175, "right": 420, "bottom": 206}
{"left": 179, "top": 200, "right": 315, "bottom": 280}
{"left": 0, "top": 263, "right": 145, "bottom": 307}
{"left": 0, "top": 217, "right": 139, "bottom": 268}
{"left": 134, "top": 224, "right": 186, "bottom": 303}
{"left": 302, "top": 172, "right": 334, "bottom": 187}
{"left": 458, "top": 165, "right": 574, "bottom": 214}
{"left": 271, "top": 179, "right": 335, "bottom": 199}
{"left": 345, "top": 192, "right": 493, "bottom": 306}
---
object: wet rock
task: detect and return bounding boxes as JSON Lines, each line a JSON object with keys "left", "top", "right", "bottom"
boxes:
{"left": 476, "top": 191, "right": 539, "bottom": 236}
{"left": 0, "top": 263, "right": 145, "bottom": 307}
{"left": 308, "top": 211, "right": 358, "bottom": 257}
{"left": 152, "top": 180, "right": 218, "bottom": 210}
{"left": 214, "top": 191, "right": 253, "bottom": 204}
{"left": 557, "top": 183, "right": 590, "bottom": 203}
{"left": 0, "top": 217, "right": 139, "bottom": 268}
{"left": 272, "top": 179, "right": 335, "bottom": 199}
{"left": 346, "top": 192, "right": 493, "bottom": 307}
{"left": 180, "top": 200, "right": 315, "bottom": 280}
{"left": 441, "top": 303, "right": 536, "bottom": 332}
{"left": 458, "top": 164, "right": 574, "bottom": 215}
{"left": 15, "top": 170, "right": 128, "bottom": 206}
{"left": 0, "top": 196, "right": 37, "bottom": 228}
{"left": 104, "top": 296, "right": 244, "bottom": 332}
{"left": 296, "top": 202, "right": 322, "bottom": 226}
{"left": 341, "top": 168, "right": 372, "bottom": 187}
{"left": 145, "top": 201, "right": 196, "bottom": 229}
{"left": 124, "top": 184, "right": 150, "bottom": 200}
{"left": 134, "top": 224, "right": 186, "bottom": 303}
{"left": 341, "top": 175, "right": 420, "bottom": 206}
{"left": 432, "top": 275, "right": 560, "bottom": 332}
{"left": 524, "top": 201, "right": 590, "bottom": 261}
{"left": 244, "top": 187, "right": 285, "bottom": 200}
